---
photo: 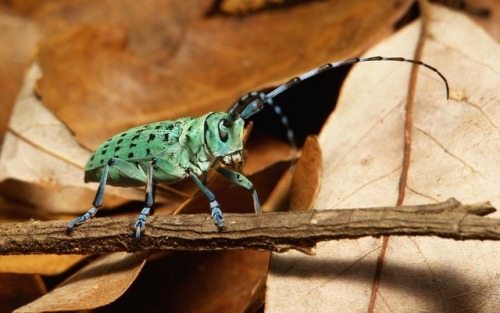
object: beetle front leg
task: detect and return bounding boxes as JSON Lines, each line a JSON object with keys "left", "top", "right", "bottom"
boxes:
{"left": 189, "top": 171, "right": 225, "bottom": 230}
{"left": 134, "top": 158, "right": 156, "bottom": 240}
{"left": 216, "top": 166, "right": 262, "bottom": 214}
{"left": 67, "top": 159, "right": 112, "bottom": 233}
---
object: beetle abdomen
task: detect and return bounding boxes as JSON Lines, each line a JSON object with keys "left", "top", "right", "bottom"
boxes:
{"left": 85, "top": 118, "right": 190, "bottom": 171}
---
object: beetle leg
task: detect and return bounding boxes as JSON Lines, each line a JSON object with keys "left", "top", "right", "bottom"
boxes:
{"left": 216, "top": 166, "right": 262, "bottom": 214}
{"left": 134, "top": 158, "right": 156, "bottom": 240}
{"left": 201, "top": 171, "right": 209, "bottom": 184}
{"left": 189, "top": 171, "right": 225, "bottom": 230}
{"left": 67, "top": 158, "right": 113, "bottom": 233}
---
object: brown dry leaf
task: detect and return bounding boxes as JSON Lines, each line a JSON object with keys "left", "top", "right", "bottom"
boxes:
{"left": 0, "top": 196, "right": 53, "bottom": 221}
{"left": 440, "top": 0, "right": 500, "bottom": 41}
{"left": 221, "top": 0, "right": 283, "bottom": 14}
{"left": 267, "top": 4, "right": 500, "bottom": 312}
{"left": 289, "top": 136, "right": 322, "bottom": 211}
{"left": 157, "top": 250, "right": 269, "bottom": 313}
{"left": 15, "top": 251, "right": 149, "bottom": 312}
{"left": 2, "top": 1, "right": 54, "bottom": 14}
{"left": 32, "top": 0, "right": 209, "bottom": 62}
{"left": 93, "top": 250, "right": 269, "bottom": 313}
{"left": 0, "top": 11, "right": 38, "bottom": 144}
{"left": 83, "top": 250, "right": 269, "bottom": 313}
{"left": 0, "top": 273, "right": 46, "bottom": 313}
{"left": 0, "top": 255, "right": 84, "bottom": 275}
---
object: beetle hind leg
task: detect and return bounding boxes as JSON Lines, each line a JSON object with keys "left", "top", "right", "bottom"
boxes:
{"left": 67, "top": 159, "right": 112, "bottom": 233}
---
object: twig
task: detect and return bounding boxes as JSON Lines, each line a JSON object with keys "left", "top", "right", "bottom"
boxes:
{"left": 0, "top": 198, "right": 498, "bottom": 255}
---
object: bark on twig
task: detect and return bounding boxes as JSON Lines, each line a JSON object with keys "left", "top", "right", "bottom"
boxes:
{"left": 0, "top": 198, "right": 498, "bottom": 255}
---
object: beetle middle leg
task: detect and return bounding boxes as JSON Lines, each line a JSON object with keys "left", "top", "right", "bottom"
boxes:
{"left": 134, "top": 158, "right": 156, "bottom": 240}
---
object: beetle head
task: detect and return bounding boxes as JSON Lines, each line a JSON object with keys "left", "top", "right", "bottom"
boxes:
{"left": 205, "top": 112, "right": 245, "bottom": 167}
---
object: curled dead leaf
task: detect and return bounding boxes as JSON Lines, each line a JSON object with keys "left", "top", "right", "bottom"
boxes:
{"left": 290, "top": 135, "right": 322, "bottom": 211}
{"left": 267, "top": 4, "right": 500, "bottom": 312}
{"left": 15, "top": 251, "right": 149, "bottom": 312}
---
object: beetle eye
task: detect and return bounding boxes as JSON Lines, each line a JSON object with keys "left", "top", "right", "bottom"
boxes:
{"left": 222, "top": 119, "right": 232, "bottom": 127}
{"left": 218, "top": 121, "right": 228, "bottom": 142}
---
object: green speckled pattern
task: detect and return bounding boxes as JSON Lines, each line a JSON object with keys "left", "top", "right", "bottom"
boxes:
{"left": 84, "top": 112, "right": 245, "bottom": 187}
{"left": 86, "top": 117, "right": 190, "bottom": 170}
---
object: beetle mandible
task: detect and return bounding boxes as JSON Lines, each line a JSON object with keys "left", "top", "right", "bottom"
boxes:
{"left": 67, "top": 56, "right": 449, "bottom": 240}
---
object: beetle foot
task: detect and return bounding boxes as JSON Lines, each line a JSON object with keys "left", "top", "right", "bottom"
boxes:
{"left": 210, "top": 201, "right": 225, "bottom": 230}
{"left": 134, "top": 207, "right": 150, "bottom": 240}
{"left": 67, "top": 207, "right": 98, "bottom": 233}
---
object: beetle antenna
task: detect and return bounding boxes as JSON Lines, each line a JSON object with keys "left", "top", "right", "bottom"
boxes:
{"left": 227, "top": 91, "right": 263, "bottom": 125}
{"left": 233, "top": 56, "right": 448, "bottom": 171}
{"left": 228, "top": 91, "right": 298, "bottom": 165}
{"left": 241, "top": 56, "right": 449, "bottom": 120}
{"left": 237, "top": 92, "right": 298, "bottom": 165}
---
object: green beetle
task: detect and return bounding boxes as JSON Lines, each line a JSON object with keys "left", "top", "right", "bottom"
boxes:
{"left": 67, "top": 56, "right": 449, "bottom": 240}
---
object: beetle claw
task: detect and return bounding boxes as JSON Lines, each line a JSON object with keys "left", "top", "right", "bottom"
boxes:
{"left": 135, "top": 223, "right": 143, "bottom": 240}
{"left": 211, "top": 206, "right": 225, "bottom": 230}
{"left": 134, "top": 207, "right": 151, "bottom": 240}
{"left": 66, "top": 207, "right": 98, "bottom": 233}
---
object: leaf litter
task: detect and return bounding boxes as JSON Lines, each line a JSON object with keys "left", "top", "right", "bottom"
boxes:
{"left": 4, "top": 0, "right": 480, "bottom": 312}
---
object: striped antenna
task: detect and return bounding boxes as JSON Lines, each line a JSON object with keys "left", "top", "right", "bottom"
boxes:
{"left": 232, "top": 56, "right": 449, "bottom": 162}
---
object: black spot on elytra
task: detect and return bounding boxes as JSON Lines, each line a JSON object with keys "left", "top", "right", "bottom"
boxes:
{"left": 130, "top": 143, "right": 137, "bottom": 148}
{"left": 132, "top": 134, "right": 140, "bottom": 141}
{"left": 148, "top": 134, "right": 156, "bottom": 142}
{"left": 103, "top": 143, "right": 109, "bottom": 148}
{"left": 117, "top": 138, "right": 123, "bottom": 144}
{"left": 100, "top": 159, "right": 104, "bottom": 164}
{"left": 101, "top": 149, "right": 107, "bottom": 155}
{"left": 136, "top": 128, "right": 145, "bottom": 134}
{"left": 114, "top": 155, "right": 119, "bottom": 159}
{"left": 146, "top": 148, "right": 151, "bottom": 156}
{"left": 114, "top": 146, "right": 121, "bottom": 152}
{"left": 155, "top": 125, "right": 162, "bottom": 130}
{"left": 120, "top": 133, "right": 127, "bottom": 137}
{"left": 128, "top": 152, "right": 134, "bottom": 158}
{"left": 90, "top": 155, "right": 95, "bottom": 161}
{"left": 166, "top": 124, "right": 174, "bottom": 131}
{"left": 164, "top": 133, "right": 169, "bottom": 141}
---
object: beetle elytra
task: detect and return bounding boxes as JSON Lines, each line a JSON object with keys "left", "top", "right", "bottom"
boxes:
{"left": 67, "top": 56, "right": 449, "bottom": 240}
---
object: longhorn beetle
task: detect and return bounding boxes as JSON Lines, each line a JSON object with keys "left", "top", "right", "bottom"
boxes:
{"left": 67, "top": 56, "right": 449, "bottom": 240}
